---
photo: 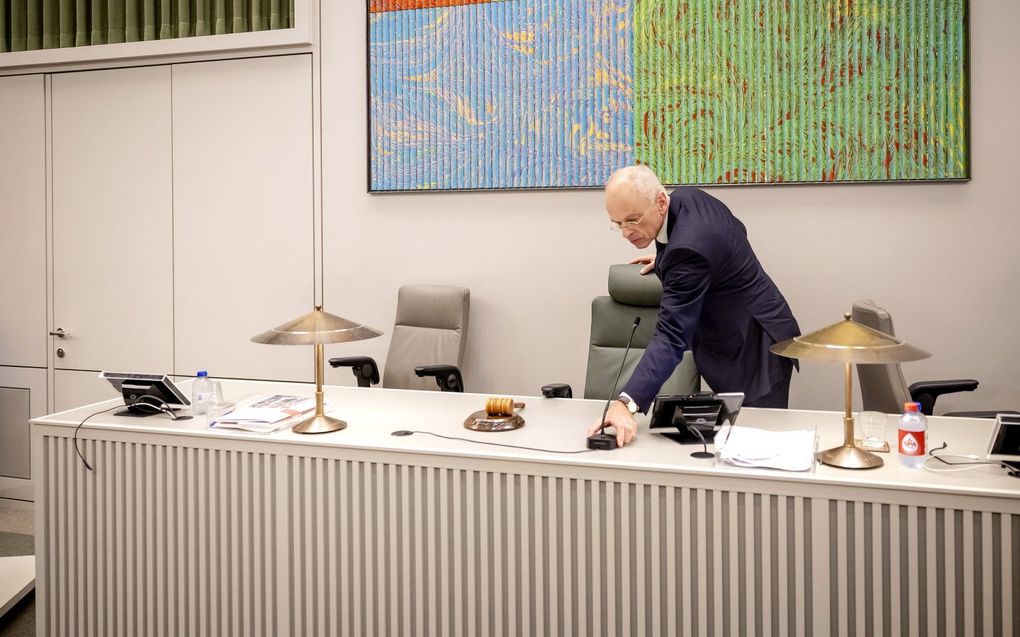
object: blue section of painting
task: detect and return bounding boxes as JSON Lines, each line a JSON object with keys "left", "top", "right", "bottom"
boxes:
{"left": 369, "top": 1, "right": 634, "bottom": 191}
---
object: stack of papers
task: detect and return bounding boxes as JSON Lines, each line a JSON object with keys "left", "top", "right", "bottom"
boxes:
{"left": 210, "top": 394, "right": 317, "bottom": 434}
{"left": 714, "top": 424, "right": 817, "bottom": 472}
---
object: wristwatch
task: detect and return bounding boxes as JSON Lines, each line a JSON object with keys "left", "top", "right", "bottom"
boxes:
{"left": 617, "top": 392, "right": 638, "bottom": 415}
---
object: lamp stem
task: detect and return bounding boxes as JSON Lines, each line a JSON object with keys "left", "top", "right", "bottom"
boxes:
{"left": 843, "top": 360, "right": 854, "bottom": 446}
{"left": 291, "top": 341, "right": 346, "bottom": 434}
{"left": 315, "top": 342, "right": 325, "bottom": 417}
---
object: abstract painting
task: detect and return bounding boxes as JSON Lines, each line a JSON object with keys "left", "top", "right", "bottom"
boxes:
{"left": 368, "top": 0, "right": 969, "bottom": 191}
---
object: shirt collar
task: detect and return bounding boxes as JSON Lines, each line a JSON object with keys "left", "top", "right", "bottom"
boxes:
{"left": 655, "top": 214, "right": 668, "bottom": 244}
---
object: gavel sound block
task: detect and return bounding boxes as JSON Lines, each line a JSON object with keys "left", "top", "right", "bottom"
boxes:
{"left": 464, "top": 397, "right": 526, "bottom": 432}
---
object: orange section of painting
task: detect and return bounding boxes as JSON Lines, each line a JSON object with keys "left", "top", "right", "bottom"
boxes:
{"left": 370, "top": 0, "right": 498, "bottom": 13}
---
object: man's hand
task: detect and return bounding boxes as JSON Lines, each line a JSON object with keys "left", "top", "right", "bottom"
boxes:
{"left": 629, "top": 254, "right": 656, "bottom": 275}
{"left": 587, "top": 401, "right": 638, "bottom": 447}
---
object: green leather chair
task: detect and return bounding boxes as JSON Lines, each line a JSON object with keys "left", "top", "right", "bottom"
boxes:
{"left": 583, "top": 264, "right": 699, "bottom": 400}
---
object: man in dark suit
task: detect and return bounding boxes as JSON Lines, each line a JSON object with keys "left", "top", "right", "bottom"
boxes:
{"left": 588, "top": 165, "right": 800, "bottom": 447}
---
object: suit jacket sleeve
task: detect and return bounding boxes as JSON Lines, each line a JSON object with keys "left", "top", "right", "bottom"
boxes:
{"left": 620, "top": 246, "right": 711, "bottom": 412}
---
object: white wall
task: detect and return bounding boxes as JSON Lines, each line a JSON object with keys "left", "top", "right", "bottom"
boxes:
{"left": 323, "top": 2, "right": 1020, "bottom": 412}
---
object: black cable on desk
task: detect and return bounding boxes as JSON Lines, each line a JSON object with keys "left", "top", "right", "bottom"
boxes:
{"left": 73, "top": 405, "right": 121, "bottom": 472}
{"left": 74, "top": 398, "right": 181, "bottom": 472}
{"left": 391, "top": 430, "right": 594, "bottom": 455}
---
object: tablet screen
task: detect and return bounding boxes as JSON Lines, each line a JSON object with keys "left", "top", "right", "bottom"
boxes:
{"left": 987, "top": 414, "right": 1020, "bottom": 460}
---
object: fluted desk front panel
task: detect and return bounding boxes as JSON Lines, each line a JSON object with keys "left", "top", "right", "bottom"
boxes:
{"left": 33, "top": 382, "right": 1020, "bottom": 636}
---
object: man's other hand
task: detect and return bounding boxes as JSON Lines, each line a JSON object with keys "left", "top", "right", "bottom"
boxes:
{"left": 629, "top": 254, "right": 656, "bottom": 275}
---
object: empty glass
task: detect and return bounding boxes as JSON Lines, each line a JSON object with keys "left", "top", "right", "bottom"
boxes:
{"left": 858, "top": 411, "right": 888, "bottom": 449}
{"left": 205, "top": 381, "right": 231, "bottom": 424}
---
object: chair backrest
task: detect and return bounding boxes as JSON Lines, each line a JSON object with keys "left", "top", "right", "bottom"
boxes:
{"left": 383, "top": 284, "right": 470, "bottom": 390}
{"left": 584, "top": 264, "right": 699, "bottom": 400}
{"left": 851, "top": 300, "right": 911, "bottom": 413}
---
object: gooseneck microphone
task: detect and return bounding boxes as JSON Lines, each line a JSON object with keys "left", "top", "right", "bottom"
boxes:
{"left": 587, "top": 316, "right": 641, "bottom": 450}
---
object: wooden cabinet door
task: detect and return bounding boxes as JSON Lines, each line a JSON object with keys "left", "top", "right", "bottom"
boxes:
{"left": 51, "top": 66, "right": 173, "bottom": 374}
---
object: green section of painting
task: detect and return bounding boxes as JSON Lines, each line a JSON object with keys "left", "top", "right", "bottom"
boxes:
{"left": 633, "top": 0, "right": 968, "bottom": 184}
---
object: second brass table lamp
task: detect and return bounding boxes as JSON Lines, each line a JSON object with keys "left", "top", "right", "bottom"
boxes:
{"left": 770, "top": 313, "right": 930, "bottom": 469}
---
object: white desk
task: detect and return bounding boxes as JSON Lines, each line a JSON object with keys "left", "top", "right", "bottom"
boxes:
{"left": 0, "top": 555, "right": 35, "bottom": 617}
{"left": 33, "top": 380, "right": 1019, "bottom": 636}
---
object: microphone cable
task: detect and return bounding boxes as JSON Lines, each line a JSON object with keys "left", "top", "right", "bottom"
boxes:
{"left": 73, "top": 405, "right": 122, "bottom": 472}
{"left": 391, "top": 430, "right": 593, "bottom": 455}
{"left": 74, "top": 397, "right": 183, "bottom": 472}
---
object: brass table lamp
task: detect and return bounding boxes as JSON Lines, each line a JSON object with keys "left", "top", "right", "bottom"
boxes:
{"left": 770, "top": 313, "right": 930, "bottom": 469}
{"left": 251, "top": 305, "right": 382, "bottom": 434}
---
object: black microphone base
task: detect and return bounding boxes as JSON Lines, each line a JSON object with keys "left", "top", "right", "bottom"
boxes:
{"left": 587, "top": 433, "right": 618, "bottom": 450}
{"left": 690, "top": 450, "right": 715, "bottom": 459}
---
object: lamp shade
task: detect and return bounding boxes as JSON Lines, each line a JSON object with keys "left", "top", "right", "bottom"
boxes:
{"left": 250, "top": 306, "right": 382, "bottom": 346}
{"left": 770, "top": 313, "right": 930, "bottom": 364}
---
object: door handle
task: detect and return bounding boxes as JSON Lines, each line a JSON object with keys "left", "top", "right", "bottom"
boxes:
{"left": 49, "top": 328, "right": 70, "bottom": 337}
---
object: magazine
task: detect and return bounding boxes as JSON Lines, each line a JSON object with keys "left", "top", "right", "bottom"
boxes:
{"left": 209, "top": 394, "right": 317, "bottom": 434}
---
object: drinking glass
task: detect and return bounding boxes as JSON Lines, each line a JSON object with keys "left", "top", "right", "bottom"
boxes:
{"left": 858, "top": 411, "right": 887, "bottom": 449}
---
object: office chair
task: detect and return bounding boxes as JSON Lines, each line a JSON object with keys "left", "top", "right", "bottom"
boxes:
{"left": 852, "top": 300, "right": 1013, "bottom": 417}
{"left": 545, "top": 264, "right": 699, "bottom": 400}
{"left": 330, "top": 284, "right": 469, "bottom": 392}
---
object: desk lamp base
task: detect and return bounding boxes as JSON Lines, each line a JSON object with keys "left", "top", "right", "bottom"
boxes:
{"left": 293, "top": 413, "right": 347, "bottom": 434}
{"left": 819, "top": 444, "right": 883, "bottom": 469}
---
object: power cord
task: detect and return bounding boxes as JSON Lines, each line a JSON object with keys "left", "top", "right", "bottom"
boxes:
{"left": 921, "top": 441, "right": 1016, "bottom": 475}
{"left": 391, "top": 430, "right": 593, "bottom": 455}
{"left": 73, "top": 405, "right": 121, "bottom": 472}
{"left": 74, "top": 397, "right": 180, "bottom": 472}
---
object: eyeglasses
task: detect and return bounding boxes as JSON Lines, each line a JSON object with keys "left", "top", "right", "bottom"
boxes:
{"left": 609, "top": 196, "right": 659, "bottom": 232}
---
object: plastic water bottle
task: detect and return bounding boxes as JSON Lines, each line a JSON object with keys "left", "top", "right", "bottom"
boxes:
{"left": 898, "top": 402, "right": 928, "bottom": 468}
{"left": 192, "top": 370, "right": 213, "bottom": 415}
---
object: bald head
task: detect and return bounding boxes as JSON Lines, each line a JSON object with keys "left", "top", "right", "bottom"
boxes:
{"left": 604, "top": 165, "right": 669, "bottom": 249}
{"left": 605, "top": 165, "right": 666, "bottom": 202}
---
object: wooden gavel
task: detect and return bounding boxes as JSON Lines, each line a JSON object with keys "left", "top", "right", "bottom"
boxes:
{"left": 485, "top": 397, "right": 525, "bottom": 417}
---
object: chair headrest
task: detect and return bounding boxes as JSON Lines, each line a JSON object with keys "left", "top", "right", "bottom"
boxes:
{"left": 395, "top": 284, "right": 469, "bottom": 331}
{"left": 607, "top": 264, "right": 663, "bottom": 307}
{"left": 851, "top": 299, "right": 895, "bottom": 335}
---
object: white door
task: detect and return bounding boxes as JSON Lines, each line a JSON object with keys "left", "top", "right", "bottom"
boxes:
{"left": 51, "top": 66, "right": 174, "bottom": 376}
{"left": 172, "top": 54, "right": 314, "bottom": 382}
{"left": 0, "top": 75, "right": 47, "bottom": 369}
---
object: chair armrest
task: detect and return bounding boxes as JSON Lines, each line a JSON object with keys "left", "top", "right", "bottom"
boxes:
{"left": 541, "top": 383, "right": 573, "bottom": 398}
{"left": 328, "top": 356, "right": 380, "bottom": 388}
{"left": 414, "top": 364, "right": 464, "bottom": 392}
{"left": 908, "top": 379, "right": 979, "bottom": 415}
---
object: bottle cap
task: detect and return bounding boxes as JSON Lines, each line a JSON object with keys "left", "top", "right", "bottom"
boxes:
{"left": 904, "top": 402, "right": 919, "bottom": 412}
{"left": 197, "top": 370, "right": 208, "bottom": 377}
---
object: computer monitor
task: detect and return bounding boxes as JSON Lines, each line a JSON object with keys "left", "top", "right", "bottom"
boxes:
{"left": 649, "top": 391, "right": 744, "bottom": 445}
{"left": 100, "top": 372, "right": 190, "bottom": 416}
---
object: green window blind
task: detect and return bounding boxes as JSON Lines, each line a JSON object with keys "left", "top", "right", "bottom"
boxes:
{"left": 1, "top": 1, "right": 295, "bottom": 53}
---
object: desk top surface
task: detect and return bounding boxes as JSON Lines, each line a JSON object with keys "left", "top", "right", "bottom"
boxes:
{"left": 32, "top": 378, "right": 1020, "bottom": 501}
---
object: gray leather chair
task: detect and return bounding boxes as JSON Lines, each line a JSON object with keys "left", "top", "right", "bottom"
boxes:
{"left": 852, "top": 300, "right": 1012, "bottom": 417}
{"left": 579, "top": 264, "right": 699, "bottom": 400}
{"left": 330, "top": 284, "right": 469, "bottom": 392}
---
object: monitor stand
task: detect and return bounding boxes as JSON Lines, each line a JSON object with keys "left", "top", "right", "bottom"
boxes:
{"left": 114, "top": 400, "right": 191, "bottom": 420}
{"left": 658, "top": 429, "right": 718, "bottom": 445}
